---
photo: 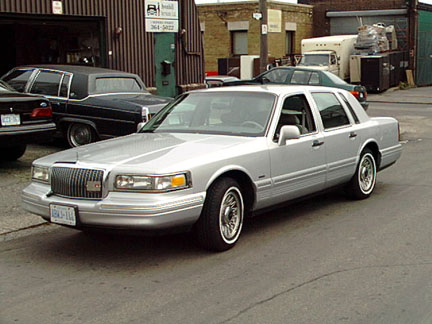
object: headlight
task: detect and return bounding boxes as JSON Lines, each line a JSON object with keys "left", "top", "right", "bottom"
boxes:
{"left": 115, "top": 173, "right": 191, "bottom": 192}
{"left": 32, "top": 165, "right": 50, "bottom": 183}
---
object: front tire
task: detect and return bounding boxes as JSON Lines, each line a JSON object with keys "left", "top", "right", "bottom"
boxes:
{"left": 194, "top": 178, "right": 244, "bottom": 252}
{"left": 67, "top": 123, "right": 96, "bottom": 147}
{"left": 347, "top": 148, "right": 377, "bottom": 200}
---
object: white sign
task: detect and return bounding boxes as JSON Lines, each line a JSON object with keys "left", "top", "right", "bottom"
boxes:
{"left": 253, "top": 12, "right": 262, "bottom": 20}
{"left": 261, "top": 24, "right": 268, "bottom": 35}
{"left": 268, "top": 9, "right": 281, "bottom": 33}
{"left": 52, "top": 1, "right": 63, "bottom": 15}
{"left": 145, "top": 0, "right": 179, "bottom": 33}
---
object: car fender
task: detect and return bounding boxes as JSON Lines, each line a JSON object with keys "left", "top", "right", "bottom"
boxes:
{"left": 357, "top": 138, "right": 381, "bottom": 165}
{"left": 205, "top": 164, "right": 256, "bottom": 191}
{"left": 58, "top": 117, "right": 100, "bottom": 136}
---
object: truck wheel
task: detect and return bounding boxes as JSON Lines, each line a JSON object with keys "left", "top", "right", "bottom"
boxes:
{"left": 347, "top": 148, "right": 377, "bottom": 200}
{"left": 2, "top": 144, "right": 27, "bottom": 161}
{"left": 194, "top": 178, "right": 244, "bottom": 252}
{"left": 67, "top": 123, "right": 95, "bottom": 147}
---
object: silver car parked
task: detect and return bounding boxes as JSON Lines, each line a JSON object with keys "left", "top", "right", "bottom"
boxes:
{"left": 22, "top": 85, "right": 402, "bottom": 251}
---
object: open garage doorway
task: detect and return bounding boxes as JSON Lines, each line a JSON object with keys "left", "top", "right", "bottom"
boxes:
{"left": 0, "top": 14, "right": 106, "bottom": 77}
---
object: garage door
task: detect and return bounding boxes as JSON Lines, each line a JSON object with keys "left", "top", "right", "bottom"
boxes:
{"left": 417, "top": 10, "right": 432, "bottom": 86}
{"left": 327, "top": 10, "right": 409, "bottom": 50}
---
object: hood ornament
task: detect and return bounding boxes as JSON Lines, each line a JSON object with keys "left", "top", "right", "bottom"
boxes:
{"left": 10, "top": 107, "right": 13, "bottom": 113}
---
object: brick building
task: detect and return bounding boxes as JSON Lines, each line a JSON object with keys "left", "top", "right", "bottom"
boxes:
{"left": 197, "top": 1, "right": 314, "bottom": 74}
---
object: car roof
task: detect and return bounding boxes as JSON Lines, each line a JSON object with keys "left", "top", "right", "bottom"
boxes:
{"left": 14, "top": 64, "right": 138, "bottom": 77}
{"left": 193, "top": 84, "right": 344, "bottom": 95}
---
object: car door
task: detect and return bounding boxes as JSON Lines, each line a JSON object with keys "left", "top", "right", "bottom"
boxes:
{"left": 309, "top": 90, "right": 362, "bottom": 188}
{"left": 268, "top": 93, "right": 326, "bottom": 204}
{"left": 28, "top": 69, "right": 70, "bottom": 125}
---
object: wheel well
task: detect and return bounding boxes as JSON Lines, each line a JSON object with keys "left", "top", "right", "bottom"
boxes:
{"left": 211, "top": 171, "right": 256, "bottom": 215}
{"left": 364, "top": 142, "right": 381, "bottom": 168}
{"left": 59, "top": 120, "right": 99, "bottom": 138}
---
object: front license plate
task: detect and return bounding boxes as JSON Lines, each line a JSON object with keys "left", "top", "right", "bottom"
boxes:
{"left": 50, "top": 204, "right": 77, "bottom": 226}
{"left": 1, "top": 114, "right": 20, "bottom": 126}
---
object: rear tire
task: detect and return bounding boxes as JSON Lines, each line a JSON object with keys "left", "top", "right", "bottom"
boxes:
{"left": 67, "top": 123, "right": 96, "bottom": 147}
{"left": 194, "top": 178, "right": 244, "bottom": 252}
{"left": 347, "top": 148, "right": 377, "bottom": 200}
{"left": 2, "top": 144, "right": 27, "bottom": 161}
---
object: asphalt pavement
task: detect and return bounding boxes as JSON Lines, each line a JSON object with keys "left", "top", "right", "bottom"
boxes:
{"left": 0, "top": 87, "right": 432, "bottom": 323}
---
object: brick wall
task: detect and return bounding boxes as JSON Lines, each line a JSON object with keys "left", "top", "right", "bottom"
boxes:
{"left": 198, "top": 2, "right": 313, "bottom": 73}
{"left": 298, "top": 0, "right": 407, "bottom": 36}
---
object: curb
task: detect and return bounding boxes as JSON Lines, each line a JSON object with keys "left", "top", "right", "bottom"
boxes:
{"left": 368, "top": 100, "right": 432, "bottom": 105}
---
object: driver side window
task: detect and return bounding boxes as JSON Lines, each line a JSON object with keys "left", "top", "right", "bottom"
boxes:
{"left": 261, "top": 69, "right": 290, "bottom": 83}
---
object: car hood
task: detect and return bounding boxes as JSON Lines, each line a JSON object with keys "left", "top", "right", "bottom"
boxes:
{"left": 92, "top": 93, "right": 172, "bottom": 114}
{"left": 35, "top": 133, "right": 262, "bottom": 173}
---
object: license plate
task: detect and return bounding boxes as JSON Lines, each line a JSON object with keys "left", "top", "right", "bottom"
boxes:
{"left": 1, "top": 114, "right": 20, "bottom": 126}
{"left": 50, "top": 204, "right": 77, "bottom": 226}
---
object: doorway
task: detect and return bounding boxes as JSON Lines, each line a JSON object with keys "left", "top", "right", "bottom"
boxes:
{"left": 0, "top": 14, "right": 106, "bottom": 76}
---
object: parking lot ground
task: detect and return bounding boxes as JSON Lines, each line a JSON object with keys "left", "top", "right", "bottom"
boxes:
{"left": 0, "top": 142, "right": 64, "bottom": 239}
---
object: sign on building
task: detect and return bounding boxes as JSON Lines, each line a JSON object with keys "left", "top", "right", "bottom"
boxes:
{"left": 268, "top": 9, "right": 282, "bottom": 33}
{"left": 52, "top": 1, "right": 63, "bottom": 15}
{"left": 145, "top": 0, "right": 179, "bottom": 33}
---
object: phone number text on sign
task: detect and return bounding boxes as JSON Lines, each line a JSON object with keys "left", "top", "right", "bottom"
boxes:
{"left": 146, "top": 20, "right": 178, "bottom": 32}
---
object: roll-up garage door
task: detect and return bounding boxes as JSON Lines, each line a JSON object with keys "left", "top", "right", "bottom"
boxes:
{"left": 327, "top": 10, "right": 409, "bottom": 50}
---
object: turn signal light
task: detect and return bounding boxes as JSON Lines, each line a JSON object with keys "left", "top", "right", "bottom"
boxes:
{"left": 31, "top": 107, "right": 52, "bottom": 118}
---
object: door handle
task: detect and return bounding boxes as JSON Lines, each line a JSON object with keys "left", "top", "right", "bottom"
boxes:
{"left": 349, "top": 132, "right": 358, "bottom": 138}
{"left": 312, "top": 140, "right": 324, "bottom": 147}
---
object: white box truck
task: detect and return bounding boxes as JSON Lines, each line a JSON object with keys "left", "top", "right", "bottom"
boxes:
{"left": 298, "top": 35, "right": 358, "bottom": 81}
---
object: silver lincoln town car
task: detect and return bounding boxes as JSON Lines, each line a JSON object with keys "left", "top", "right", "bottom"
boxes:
{"left": 22, "top": 85, "right": 402, "bottom": 251}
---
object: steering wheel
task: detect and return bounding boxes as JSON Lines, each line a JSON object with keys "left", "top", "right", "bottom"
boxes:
{"left": 240, "top": 121, "right": 264, "bottom": 131}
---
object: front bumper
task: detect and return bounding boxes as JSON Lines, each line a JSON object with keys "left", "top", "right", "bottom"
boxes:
{"left": 22, "top": 182, "right": 206, "bottom": 231}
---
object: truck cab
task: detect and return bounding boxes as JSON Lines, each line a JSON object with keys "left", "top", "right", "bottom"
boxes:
{"left": 297, "top": 50, "right": 339, "bottom": 76}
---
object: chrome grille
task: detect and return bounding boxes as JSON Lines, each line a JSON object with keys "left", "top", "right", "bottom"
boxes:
{"left": 51, "top": 167, "right": 104, "bottom": 199}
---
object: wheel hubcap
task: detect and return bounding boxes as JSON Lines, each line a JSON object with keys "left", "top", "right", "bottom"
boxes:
{"left": 219, "top": 187, "right": 243, "bottom": 243}
{"left": 359, "top": 154, "right": 376, "bottom": 193}
{"left": 71, "top": 125, "right": 92, "bottom": 146}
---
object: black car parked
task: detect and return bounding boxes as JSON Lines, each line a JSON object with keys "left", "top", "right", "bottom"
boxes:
{"left": 0, "top": 80, "right": 56, "bottom": 160}
{"left": 1, "top": 65, "right": 172, "bottom": 147}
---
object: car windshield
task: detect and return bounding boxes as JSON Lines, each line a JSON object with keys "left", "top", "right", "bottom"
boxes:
{"left": 93, "top": 77, "right": 146, "bottom": 93}
{"left": 140, "top": 91, "right": 276, "bottom": 136}
{"left": 323, "top": 71, "right": 348, "bottom": 85}
{"left": 298, "top": 54, "right": 329, "bottom": 66}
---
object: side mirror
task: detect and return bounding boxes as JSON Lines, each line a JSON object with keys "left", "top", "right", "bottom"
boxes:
{"left": 278, "top": 125, "right": 300, "bottom": 146}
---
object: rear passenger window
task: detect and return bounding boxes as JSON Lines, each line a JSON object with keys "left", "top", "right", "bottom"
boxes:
{"left": 339, "top": 93, "right": 360, "bottom": 124}
{"left": 31, "top": 70, "right": 62, "bottom": 96}
{"left": 312, "top": 92, "right": 350, "bottom": 129}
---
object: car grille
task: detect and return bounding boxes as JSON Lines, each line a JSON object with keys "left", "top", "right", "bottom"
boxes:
{"left": 51, "top": 167, "right": 104, "bottom": 199}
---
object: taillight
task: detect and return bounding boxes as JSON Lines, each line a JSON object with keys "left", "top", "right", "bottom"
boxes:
{"left": 349, "top": 90, "right": 360, "bottom": 99}
{"left": 397, "top": 121, "right": 401, "bottom": 142}
{"left": 31, "top": 107, "right": 52, "bottom": 118}
{"left": 141, "top": 107, "right": 150, "bottom": 123}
